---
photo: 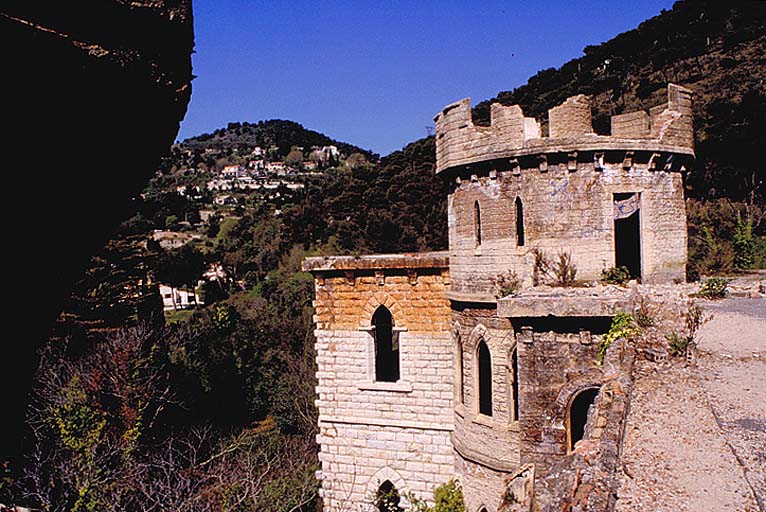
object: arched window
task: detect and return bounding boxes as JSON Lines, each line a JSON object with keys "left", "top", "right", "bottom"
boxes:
{"left": 474, "top": 200, "right": 482, "bottom": 248}
{"left": 509, "top": 346, "right": 519, "bottom": 422}
{"left": 567, "top": 387, "right": 600, "bottom": 451}
{"left": 375, "top": 480, "right": 403, "bottom": 512}
{"left": 515, "top": 196, "right": 525, "bottom": 246}
{"left": 477, "top": 340, "right": 493, "bottom": 417}
{"left": 479, "top": 507, "right": 489, "bottom": 512}
{"left": 373, "top": 306, "right": 399, "bottom": 382}
{"left": 457, "top": 337, "right": 465, "bottom": 405}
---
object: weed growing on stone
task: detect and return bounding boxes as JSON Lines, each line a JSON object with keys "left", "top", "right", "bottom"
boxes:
{"left": 494, "top": 270, "right": 521, "bottom": 298}
{"left": 601, "top": 266, "right": 631, "bottom": 286}
{"left": 634, "top": 297, "right": 655, "bottom": 328}
{"left": 695, "top": 277, "right": 730, "bottom": 299}
{"left": 686, "top": 301, "right": 705, "bottom": 338}
{"left": 666, "top": 330, "right": 695, "bottom": 356}
{"left": 372, "top": 482, "right": 404, "bottom": 512}
{"left": 667, "top": 301, "right": 707, "bottom": 358}
{"left": 408, "top": 479, "right": 465, "bottom": 512}
{"left": 532, "top": 248, "right": 577, "bottom": 287}
{"left": 598, "top": 312, "right": 640, "bottom": 365}
{"left": 554, "top": 251, "right": 578, "bottom": 287}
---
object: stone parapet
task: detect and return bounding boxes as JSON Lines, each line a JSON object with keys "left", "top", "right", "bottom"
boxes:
{"left": 303, "top": 251, "right": 449, "bottom": 273}
{"left": 497, "top": 285, "right": 636, "bottom": 318}
{"left": 434, "top": 84, "right": 694, "bottom": 174}
{"left": 304, "top": 252, "right": 450, "bottom": 332}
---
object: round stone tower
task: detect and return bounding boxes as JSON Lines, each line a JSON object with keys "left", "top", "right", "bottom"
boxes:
{"left": 434, "top": 83, "right": 694, "bottom": 298}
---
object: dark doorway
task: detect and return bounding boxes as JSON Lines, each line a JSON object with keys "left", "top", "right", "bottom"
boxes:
{"left": 478, "top": 340, "right": 493, "bottom": 416}
{"left": 568, "top": 387, "right": 600, "bottom": 451}
{"left": 375, "top": 480, "right": 403, "bottom": 512}
{"left": 614, "top": 193, "right": 641, "bottom": 279}
{"left": 373, "top": 306, "right": 399, "bottom": 382}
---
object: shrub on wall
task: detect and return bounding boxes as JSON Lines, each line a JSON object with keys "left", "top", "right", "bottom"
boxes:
{"left": 695, "top": 277, "right": 730, "bottom": 299}
{"left": 598, "top": 312, "right": 640, "bottom": 364}
{"left": 532, "top": 249, "right": 578, "bottom": 287}
{"left": 494, "top": 270, "right": 521, "bottom": 298}
{"left": 408, "top": 479, "right": 465, "bottom": 512}
{"left": 601, "top": 266, "right": 631, "bottom": 286}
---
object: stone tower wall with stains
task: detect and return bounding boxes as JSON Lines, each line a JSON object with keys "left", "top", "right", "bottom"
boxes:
{"left": 432, "top": 84, "right": 693, "bottom": 512}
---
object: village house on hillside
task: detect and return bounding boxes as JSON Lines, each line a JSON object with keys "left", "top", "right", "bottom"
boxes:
{"left": 303, "top": 84, "right": 695, "bottom": 512}
{"left": 159, "top": 283, "right": 202, "bottom": 311}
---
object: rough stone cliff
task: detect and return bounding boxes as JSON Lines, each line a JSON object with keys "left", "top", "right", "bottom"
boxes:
{"left": 0, "top": 1, "right": 194, "bottom": 461}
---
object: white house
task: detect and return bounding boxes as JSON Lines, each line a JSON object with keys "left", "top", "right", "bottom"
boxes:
{"left": 221, "top": 164, "right": 242, "bottom": 177}
{"left": 159, "top": 283, "right": 203, "bottom": 311}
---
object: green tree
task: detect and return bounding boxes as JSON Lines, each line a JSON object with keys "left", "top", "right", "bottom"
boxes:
{"left": 284, "top": 149, "right": 304, "bottom": 166}
{"left": 165, "top": 214, "right": 179, "bottom": 230}
{"left": 206, "top": 213, "right": 222, "bottom": 238}
{"left": 733, "top": 212, "right": 755, "bottom": 271}
{"left": 156, "top": 244, "right": 207, "bottom": 289}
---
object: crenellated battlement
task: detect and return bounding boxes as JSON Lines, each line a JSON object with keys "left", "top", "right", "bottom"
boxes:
{"left": 434, "top": 83, "right": 693, "bottom": 173}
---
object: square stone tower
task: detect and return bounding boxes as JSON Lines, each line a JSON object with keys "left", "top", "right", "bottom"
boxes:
{"left": 303, "top": 253, "right": 455, "bottom": 510}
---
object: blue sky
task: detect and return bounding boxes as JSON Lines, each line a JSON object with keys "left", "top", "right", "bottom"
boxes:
{"left": 178, "top": 0, "right": 675, "bottom": 155}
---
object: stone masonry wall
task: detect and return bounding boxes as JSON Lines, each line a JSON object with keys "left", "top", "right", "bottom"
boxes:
{"left": 520, "top": 338, "right": 636, "bottom": 512}
{"left": 611, "top": 111, "right": 650, "bottom": 138}
{"left": 447, "top": 160, "right": 687, "bottom": 297}
{"left": 306, "top": 256, "right": 455, "bottom": 511}
{"left": 548, "top": 95, "right": 593, "bottom": 139}
{"left": 516, "top": 330, "right": 608, "bottom": 472}
{"left": 436, "top": 84, "right": 692, "bottom": 299}
{"left": 457, "top": 455, "right": 513, "bottom": 512}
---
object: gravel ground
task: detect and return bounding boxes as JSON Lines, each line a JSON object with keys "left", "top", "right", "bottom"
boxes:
{"left": 696, "top": 298, "right": 766, "bottom": 511}
{"left": 615, "top": 297, "right": 765, "bottom": 512}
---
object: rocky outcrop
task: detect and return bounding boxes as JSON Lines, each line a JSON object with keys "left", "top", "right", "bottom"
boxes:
{"left": 0, "top": 1, "right": 193, "bottom": 461}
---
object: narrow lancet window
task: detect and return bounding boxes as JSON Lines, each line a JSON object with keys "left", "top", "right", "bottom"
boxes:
{"left": 457, "top": 338, "right": 465, "bottom": 405}
{"left": 474, "top": 201, "right": 482, "bottom": 248}
{"left": 510, "top": 346, "right": 519, "bottom": 422}
{"left": 478, "top": 340, "right": 493, "bottom": 416}
{"left": 373, "top": 306, "right": 399, "bottom": 382}
{"left": 515, "top": 196, "right": 525, "bottom": 246}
